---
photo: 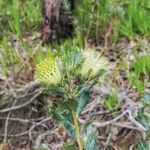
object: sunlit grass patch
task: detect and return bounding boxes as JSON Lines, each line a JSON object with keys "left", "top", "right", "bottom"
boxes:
{"left": 129, "top": 55, "right": 150, "bottom": 94}
{"left": 0, "top": 0, "right": 42, "bottom": 37}
{"left": 0, "top": 37, "right": 20, "bottom": 75}
{"left": 75, "top": 0, "right": 150, "bottom": 43}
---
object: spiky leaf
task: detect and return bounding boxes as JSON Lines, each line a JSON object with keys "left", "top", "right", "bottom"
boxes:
{"left": 84, "top": 125, "right": 99, "bottom": 150}
{"left": 76, "top": 89, "right": 90, "bottom": 116}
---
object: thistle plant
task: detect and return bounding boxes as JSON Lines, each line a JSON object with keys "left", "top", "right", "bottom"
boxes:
{"left": 35, "top": 48, "right": 109, "bottom": 150}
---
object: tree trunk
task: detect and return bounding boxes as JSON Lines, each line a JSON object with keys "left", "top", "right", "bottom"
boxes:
{"left": 41, "top": 0, "right": 74, "bottom": 45}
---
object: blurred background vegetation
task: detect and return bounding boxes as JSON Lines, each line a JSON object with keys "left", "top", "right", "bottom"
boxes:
{"left": 0, "top": 0, "right": 150, "bottom": 40}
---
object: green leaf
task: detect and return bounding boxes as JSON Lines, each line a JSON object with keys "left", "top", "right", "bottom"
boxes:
{"left": 82, "top": 118, "right": 95, "bottom": 134}
{"left": 63, "top": 141, "right": 78, "bottom": 150}
{"left": 60, "top": 48, "right": 83, "bottom": 77}
{"left": 51, "top": 103, "right": 76, "bottom": 138}
{"left": 84, "top": 125, "right": 99, "bottom": 150}
{"left": 137, "top": 107, "right": 149, "bottom": 129}
{"left": 144, "top": 94, "right": 150, "bottom": 106}
{"left": 62, "top": 113, "right": 76, "bottom": 138}
{"left": 57, "top": 99, "right": 78, "bottom": 112}
{"left": 76, "top": 89, "right": 90, "bottom": 116}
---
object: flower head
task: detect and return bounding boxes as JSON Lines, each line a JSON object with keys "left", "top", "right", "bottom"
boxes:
{"left": 34, "top": 58, "right": 62, "bottom": 85}
{"left": 80, "top": 49, "right": 109, "bottom": 80}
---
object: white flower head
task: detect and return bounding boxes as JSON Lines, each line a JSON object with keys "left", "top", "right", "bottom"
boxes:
{"left": 80, "top": 49, "right": 109, "bottom": 81}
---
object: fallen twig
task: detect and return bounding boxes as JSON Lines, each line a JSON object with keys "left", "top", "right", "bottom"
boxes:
{"left": 3, "top": 99, "right": 17, "bottom": 143}
{"left": 80, "top": 109, "right": 146, "bottom": 132}
{"left": 0, "top": 90, "right": 43, "bottom": 113}
{"left": 29, "top": 117, "right": 52, "bottom": 143}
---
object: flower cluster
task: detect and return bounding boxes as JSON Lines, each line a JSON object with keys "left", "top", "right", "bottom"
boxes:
{"left": 34, "top": 49, "right": 109, "bottom": 86}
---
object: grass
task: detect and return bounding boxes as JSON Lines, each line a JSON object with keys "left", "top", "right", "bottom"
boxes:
{"left": 0, "top": 37, "right": 20, "bottom": 75}
{"left": 0, "top": 0, "right": 149, "bottom": 41}
{"left": 75, "top": 0, "right": 150, "bottom": 42}
{"left": 0, "top": 0, "right": 42, "bottom": 37}
{"left": 120, "top": 0, "right": 150, "bottom": 38}
{"left": 129, "top": 55, "right": 150, "bottom": 94}
{"left": 104, "top": 87, "right": 118, "bottom": 110}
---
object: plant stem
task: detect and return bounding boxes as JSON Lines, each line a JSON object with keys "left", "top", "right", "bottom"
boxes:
{"left": 72, "top": 111, "right": 83, "bottom": 150}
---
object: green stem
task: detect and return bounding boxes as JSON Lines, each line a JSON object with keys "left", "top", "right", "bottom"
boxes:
{"left": 72, "top": 111, "right": 83, "bottom": 150}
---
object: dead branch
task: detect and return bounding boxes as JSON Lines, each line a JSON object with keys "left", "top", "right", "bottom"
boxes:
{"left": 92, "top": 109, "right": 146, "bottom": 131}
{"left": 0, "top": 117, "right": 43, "bottom": 124}
{"left": 3, "top": 99, "right": 17, "bottom": 143}
{"left": 0, "top": 90, "right": 42, "bottom": 114}
{"left": 29, "top": 117, "right": 52, "bottom": 143}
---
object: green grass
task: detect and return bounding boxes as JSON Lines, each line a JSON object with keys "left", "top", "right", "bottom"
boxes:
{"left": 75, "top": 0, "right": 108, "bottom": 40}
{"left": 75, "top": 0, "right": 150, "bottom": 42}
{"left": 0, "top": 0, "right": 150, "bottom": 41}
{"left": 0, "top": 0, "right": 42, "bottom": 37}
{"left": 104, "top": 87, "right": 118, "bottom": 110}
{"left": 0, "top": 37, "right": 20, "bottom": 75}
{"left": 120, "top": 0, "right": 150, "bottom": 38}
{"left": 129, "top": 55, "right": 150, "bottom": 94}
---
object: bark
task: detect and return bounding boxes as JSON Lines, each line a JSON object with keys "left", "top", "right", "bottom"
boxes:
{"left": 41, "top": 0, "right": 74, "bottom": 45}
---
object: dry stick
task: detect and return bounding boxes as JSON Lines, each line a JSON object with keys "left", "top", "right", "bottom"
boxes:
{"left": 0, "top": 131, "right": 32, "bottom": 137}
{"left": 3, "top": 99, "right": 17, "bottom": 143}
{"left": 104, "top": 132, "right": 112, "bottom": 150}
{"left": 0, "top": 90, "right": 42, "bottom": 113}
{"left": 28, "top": 117, "right": 52, "bottom": 143}
{"left": 95, "top": 0, "right": 100, "bottom": 45}
{"left": 89, "top": 109, "right": 116, "bottom": 117}
{"left": 9, "top": 81, "right": 39, "bottom": 93}
{"left": 3, "top": 81, "right": 18, "bottom": 143}
{"left": 91, "top": 109, "right": 146, "bottom": 131}
{"left": 127, "top": 110, "right": 146, "bottom": 131}
{"left": 0, "top": 118, "right": 51, "bottom": 138}
{"left": 82, "top": 98, "right": 101, "bottom": 114}
{"left": 0, "top": 117, "right": 48, "bottom": 131}
{"left": 112, "top": 122, "right": 145, "bottom": 132}
{"left": 91, "top": 110, "right": 130, "bottom": 127}
{"left": 104, "top": 21, "right": 112, "bottom": 48}
{"left": 0, "top": 117, "right": 43, "bottom": 124}
{"left": 84, "top": 0, "right": 95, "bottom": 48}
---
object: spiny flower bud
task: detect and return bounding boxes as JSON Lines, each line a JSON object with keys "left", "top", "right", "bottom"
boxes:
{"left": 35, "top": 58, "right": 62, "bottom": 85}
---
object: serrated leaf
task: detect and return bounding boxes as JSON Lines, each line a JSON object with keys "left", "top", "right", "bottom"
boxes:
{"left": 76, "top": 89, "right": 90, "bottom": 116}
{"left": 82, "top": 118, "right": 95, "bottom": 134}
{"left": 84, "top": 125, "right": 99, "bottom": 150}
{"left": 51, "top": 105, "right": 76, "bottom": 138}
{"left": 57, "top": 100, "right": 78, "bottom": 112}
{"left": 60, "top": 48, "right": 83, "bottom": 77}
{"left": 137, "top": 107, "right": 149, "bottom": 129}
{"left": 144, "top": 94, "right": 150, "bottom": 106}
